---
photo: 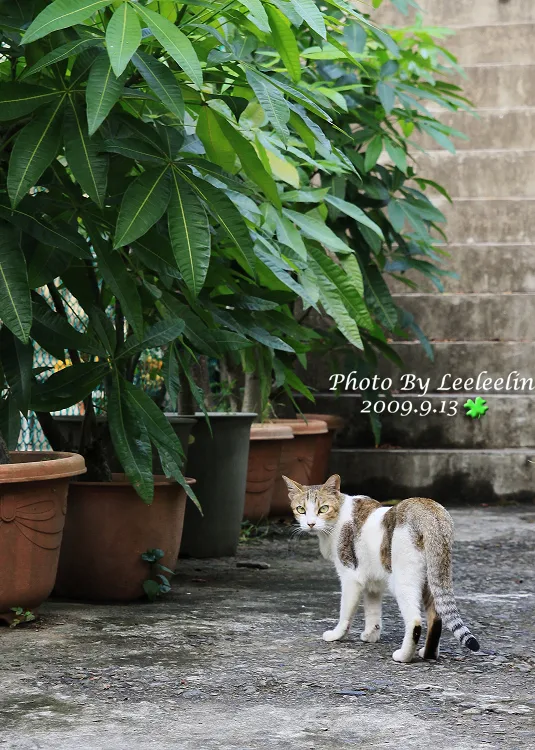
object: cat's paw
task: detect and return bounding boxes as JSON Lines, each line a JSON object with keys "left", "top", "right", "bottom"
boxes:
{"left": 392, "top": 648, "right": 414, "bottom": 663}
{"left": 418, "top": 646, "right": 440, "bottom": 660}
{"left": 360, "top": 627, "right": 381, "bottom": 643}
{"left": 322, "top": 627, "right": 346, "bottom": 642}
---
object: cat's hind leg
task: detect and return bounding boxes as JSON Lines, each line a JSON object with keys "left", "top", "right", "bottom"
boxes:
{"left": 391, "top": 529, "right": 426, "bottom": 663}
{"left": 419, "top": 583, "right": 442, "bottom": 660}
{"left": 323, "top": 571, "right": 362, "bottom": 642}
{"left": 360, "top": 589, "right": 383, "bottom": 643}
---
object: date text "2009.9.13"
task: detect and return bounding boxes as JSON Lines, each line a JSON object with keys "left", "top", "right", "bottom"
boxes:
{"left": 361, "top": 399, "right": 459, "bottom": 416}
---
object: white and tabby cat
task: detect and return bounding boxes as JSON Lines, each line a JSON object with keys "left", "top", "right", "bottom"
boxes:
{"left": 284, "top": 473, "right": 480, "bottom": 663}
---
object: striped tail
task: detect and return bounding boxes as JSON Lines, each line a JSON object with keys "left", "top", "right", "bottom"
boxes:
{"left": 423, "top": 516, "right": 480, "bottom": 652}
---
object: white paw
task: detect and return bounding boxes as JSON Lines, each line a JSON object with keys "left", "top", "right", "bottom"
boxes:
{"left": 360, "top": 628, "right": 381, "bottom": 643}
{"left": 392, "top": 648, "right": 414, "bottom": 663}
{"left": 322, "top": 628, "right": 346, "bottom": 642}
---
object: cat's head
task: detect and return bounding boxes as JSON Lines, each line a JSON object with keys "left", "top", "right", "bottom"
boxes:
{"left": 283, "top": 474, "right": 342, "bottom": 532}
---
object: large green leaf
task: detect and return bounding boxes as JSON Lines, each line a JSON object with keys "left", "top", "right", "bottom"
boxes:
{"left": 325, "top": 195, "right": 384, "bottom": 239}
{"left": 0, "top": 327, "right": 33, "bottom": 415}
{"left": 117, "top": 316, "right": 185, "bottom": 360}
{"left": 106, "top": 2, "right": 141, "bottom": 77}
{"left": 0, "top": 83, "right": 60, "bottom": 121}
{"left": 115, "top": 166, "right": 172, "bottom": 248}
{"left": 27, "top": 246, "right": 72, "bottom": 288}
{"left": 133, "top": 51, "right": 184, "bottom": 121}
{"left": 254, "top": 246, "right": 317, "bottom": 309}
{"left": 107, "top": 375, "right": 153, "bottom": 503}
{"left": 168, "top": 170, "right": 211, "bottom": 296}
{"left": 267, "top": 6, "right": 301, "bottom": 83}
{"left": 103, "top": 137, "right": 166, "bottom": 164}
{"left": 134, "top": 4, "right": 203, "bottom": 88}
{"left": 283, "top": 209, "right": 351, "bottom": 254}
{"left": 132, "top": 229, "right": 181, "bottom": 278}
{"left": 7, "top": 99, "right": 65, "bottom": 207}
{"left": 289, "top": 0, "right": 326, "bottom": 38}
{"left": 0, "top": 201, "right": 91, "bottom": 259}
{"left": 23, "top": 0, "right": 111, "bottom": 44}
{"left": 245, "top": 69, "right": 290, "bottom": 140}
{"left": 64, "top": 100, "right": 108, "bottom": 207}
{"left": 31, "top": 361, "right": 109, "bottom": 412}
{"left": 21, "top": 38, "right": 104, "bottom": 79}
{"left": 240, "top": 0, "right": 270, "bottom": 31}
{"left": 196, "top": 106, "right": 237, "bottom": 173}
{"left": 87, "top": 219, "right": 144, "bottom": 338}
{"left": 364, "top": 264, "right": 398, "bottom": 329}
{"left": 86, "top": 52, "right": 125, "bottom": 135}
{"left": 31, "top": 293, "right": 104, "bottom": 358}
{"left": 187, "top": 176, "right": 255, "bottom": 275}
{"left": 0, "top": 224, "right": 32, "bottom": 343}
{"left": 215, "top": 114, "right": 281, "bottom": 208}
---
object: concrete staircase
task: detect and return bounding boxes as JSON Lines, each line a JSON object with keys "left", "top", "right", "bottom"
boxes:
{"left": 315, "top": 0, "right": 535, "bottom": 502}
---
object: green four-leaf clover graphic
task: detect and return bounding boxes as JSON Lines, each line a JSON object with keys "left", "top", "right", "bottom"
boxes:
{"left": 464, "top": 397, "right": 489, "bottom": 419}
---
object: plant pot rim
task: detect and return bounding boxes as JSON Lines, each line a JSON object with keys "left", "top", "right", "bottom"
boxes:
{"left": 250, "top": 424, "right": 294, "bottom": 441}
{"left": 70, "top": 474, "right": 196, "bottom": 488}
{"left": 272, "top": 418, "right": 328, "bottom": 436}
{"left": 299, "top": 413, "right": 345, "bottom": 431}
{"left": 162, "top": 414, "right": 198, "bottom": 425}
{"left": 193, "top": 412, "right": 257, "bottom": 418}
{"left": 0, "top": 451, "right": 86, "bottom": 483}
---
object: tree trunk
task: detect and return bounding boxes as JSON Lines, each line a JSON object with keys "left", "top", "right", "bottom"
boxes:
{"left": 0, "top": 431, "right": 11, "bottom": 464}
{"left": 220, "top": 355, "right": 239, "bottom": 412}
{"left": 242, "top": 369, "right": 262, "bottom": 419}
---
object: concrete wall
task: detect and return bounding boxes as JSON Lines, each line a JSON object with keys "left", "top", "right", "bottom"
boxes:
{"left": 308, "top": 0, "right": 535, "bottom": 503}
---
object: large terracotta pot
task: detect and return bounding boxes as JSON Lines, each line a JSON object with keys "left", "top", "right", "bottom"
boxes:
{"left": 298, "top": 413, "right": 345, "bottom": 485}
{"left": 0, "top": 451, "right": 86, "bottom": 623}
{"left": 244, "top": 423, "right": 294, "bottom": 522}
{"left": 54, "top": 475, "right": 195, "bottom": 602}
{"left": 271, "top": 419, "right": 328, "bottom": 516}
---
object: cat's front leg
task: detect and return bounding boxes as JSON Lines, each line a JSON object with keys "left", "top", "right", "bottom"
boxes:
{"left": 323, "top": 572, "right": 362, "bottom": 642}
{"left": 360, "top": 589, "right": 383, "bottom": 643}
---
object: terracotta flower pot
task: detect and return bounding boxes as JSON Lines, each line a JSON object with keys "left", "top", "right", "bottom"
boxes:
{"left": 298, "top": 413, "right": 346, "bottom": 485}
{"left": 270, "top": 419, "right": 328, "bottom": 516}
{"left": 54, "top": 475, "right": 195, "bottom": 602}
{"left": 244, "top": 424, "right": 294, "bottom": 522}
{"left": 0, "top": 451, "right": 86, "bottom": 623}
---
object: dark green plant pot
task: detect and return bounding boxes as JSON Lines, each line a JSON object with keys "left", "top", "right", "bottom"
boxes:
{"left": 180, "top": 412, "right": 257, "bottom": 558}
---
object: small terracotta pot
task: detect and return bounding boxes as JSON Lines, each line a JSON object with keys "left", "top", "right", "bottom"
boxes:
{"left": 270, "top": 419, "right": 328, "bottom": 516}
{"left": 298, "top": 413, "right": 345, "bottom": 485}
{"left": 54, "top": 475, "right": 195, "bottom": 602}
{"left": 0, "top": 451, "right": 86, "bottom": 623}
{"left": 244, "top": 424, "right": 294, "bottom": 522}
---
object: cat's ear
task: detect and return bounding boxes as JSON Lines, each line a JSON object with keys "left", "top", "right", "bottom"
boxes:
{"left": 322, "top": 474, "right": 341, "bottom": 493}
{"left": 282, "top": 476, "right": 305, "bottom": 495}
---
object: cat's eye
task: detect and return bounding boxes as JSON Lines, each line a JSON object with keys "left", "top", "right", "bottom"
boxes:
{"left": 296, "top": 505, "right": 305, "bottom": 514}
{"left": 318, "top": 504, "right": 329, "bottom": 513}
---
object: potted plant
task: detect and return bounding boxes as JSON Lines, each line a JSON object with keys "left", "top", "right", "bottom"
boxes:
{"left": 0, "top": 320, "right": 86, "bottom": 622}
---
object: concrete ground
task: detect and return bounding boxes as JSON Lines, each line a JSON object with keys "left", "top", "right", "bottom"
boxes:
{"left": 0, "top": 507, "right": 534, "bottom": 749}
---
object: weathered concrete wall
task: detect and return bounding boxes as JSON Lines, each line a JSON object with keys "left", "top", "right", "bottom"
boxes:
{"left": 308, "top": 0, "right": 535, "bottom": 502}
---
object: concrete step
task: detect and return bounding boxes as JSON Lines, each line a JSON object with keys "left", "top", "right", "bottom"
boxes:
{"left": 302, "top": 342, "right": 535, "bottom": 393}
{"left": 415, "top": 109, "right": 535, "bottom": 152}
{"left": 445, "top": 24, "right": 535, "bottom": 66}
{"left": 389, "top": 244, "right": 535, "bottom": 294}
{"left": 394, "top": 293, "right": 535, "bottom": 341}
{"left": 307, "top": 393, "right": 535, "bottom": 449}
{"left": 452, "top": 65, "right": 535, "bottom": 109}
{"left": 414, "top": 150, "right": 535, "bottom": 199}
{"left": 374, "top": 0, "right": 535, "bottom": 27}
{"left": 433, "top": 198, "right": 535, "bottom": 243}
{"left": 329, "top": 448, "right": 535, "bottom": 504}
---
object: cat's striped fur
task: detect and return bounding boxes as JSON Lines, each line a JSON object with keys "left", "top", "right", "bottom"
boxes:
{"left": 284, "top": 473, "right": 480, "bottom": 663}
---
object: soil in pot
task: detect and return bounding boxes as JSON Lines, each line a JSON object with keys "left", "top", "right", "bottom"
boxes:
{"left": 270, "top": 419, "right": 328, "bottom": 517}
{"left": 54, "top": 475, "right": 195, "bottom": 602}
{"left": 244, "top": 424, "right": 293, "bottom": 522}
{"left": 298, "top": 413, "right": 345, "bottom": 485}
{"left": 180, "top": 413, "right": 256, "bottom": 558}
{"left": 0, "top": 451, "right": 86, "bottom": 623}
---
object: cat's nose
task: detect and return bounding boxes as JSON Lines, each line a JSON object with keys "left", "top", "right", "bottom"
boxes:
{"left": 308, "top": 521, "right": 316, "bottom": 528}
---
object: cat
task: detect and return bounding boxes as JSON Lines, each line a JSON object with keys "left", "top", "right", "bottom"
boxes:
{"left": 283, "top": 473, "right": 480, "bottom": 663}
